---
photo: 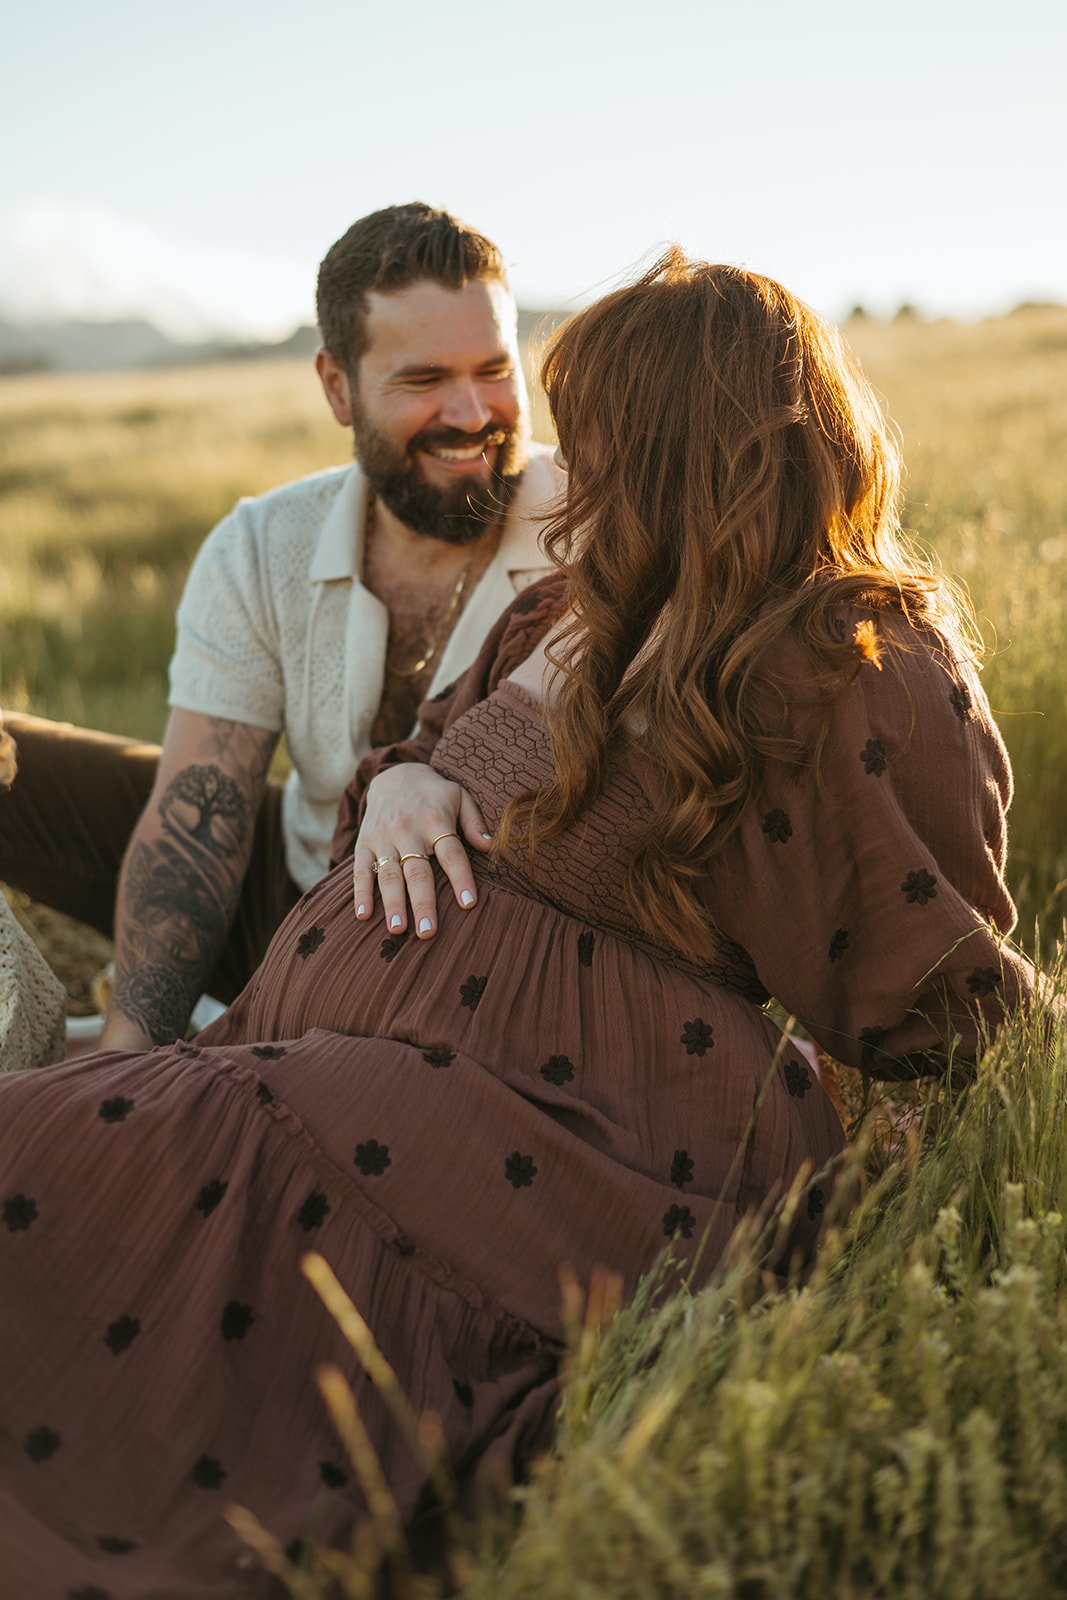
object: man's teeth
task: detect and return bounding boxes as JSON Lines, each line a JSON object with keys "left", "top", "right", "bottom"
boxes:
{"left": 426, "top": 443, "right": 487, "bottom": 461}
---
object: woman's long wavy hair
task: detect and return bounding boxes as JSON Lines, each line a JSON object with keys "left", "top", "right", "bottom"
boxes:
{"left": 499, "top": 249, "right": 973, "bottom": 957}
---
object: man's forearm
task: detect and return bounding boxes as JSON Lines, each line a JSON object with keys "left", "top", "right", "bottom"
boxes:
{"left": 107, "top": 728, "right": 272, "bottom": 1047}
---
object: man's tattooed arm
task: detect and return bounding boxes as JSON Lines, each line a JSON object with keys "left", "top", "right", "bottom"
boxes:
{"left": 102, "top": 712, "right": 277, "bottom": 1050}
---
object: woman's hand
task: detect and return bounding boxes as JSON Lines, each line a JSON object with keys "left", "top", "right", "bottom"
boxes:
{"left": 352, "top": 765, "right": 493, "bottom": 938}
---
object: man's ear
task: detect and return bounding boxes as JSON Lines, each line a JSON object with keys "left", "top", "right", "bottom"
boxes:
{"left": 316, "top": 347, "right": 354, "bottom": 428}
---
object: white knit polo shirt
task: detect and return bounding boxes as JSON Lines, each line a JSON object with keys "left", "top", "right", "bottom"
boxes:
{"left": 168, "top": 445, "right": 563, "bottom": 890}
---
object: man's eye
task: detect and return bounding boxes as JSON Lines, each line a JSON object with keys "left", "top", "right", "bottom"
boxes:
{"left": 405, "top": 376, "right": 440, "bottom": 389}
{"left": 481, "top": 366, "right": 514, "bottom": 382}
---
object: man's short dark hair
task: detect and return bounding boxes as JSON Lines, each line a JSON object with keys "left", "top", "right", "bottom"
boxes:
{"left": 316, "top": 202, "right": 507, "bottom": 371}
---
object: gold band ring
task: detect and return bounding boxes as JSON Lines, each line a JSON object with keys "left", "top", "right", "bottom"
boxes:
{"left": 399, "top": 852, "right": 431, "bottom": 865}
{"left": 429, "top": 832, "right": 459, "bottom": 851}
{"left": 371, "top": 855, "right": 399, "bottom": 875}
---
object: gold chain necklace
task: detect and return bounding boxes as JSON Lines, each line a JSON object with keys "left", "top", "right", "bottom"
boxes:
{"left": 366, "top": 495, "right": 492, "bottom": 680}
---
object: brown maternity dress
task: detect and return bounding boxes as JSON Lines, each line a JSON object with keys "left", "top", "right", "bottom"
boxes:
{"left": 0, "top": 579, "right": 1031, "bottom": 1598}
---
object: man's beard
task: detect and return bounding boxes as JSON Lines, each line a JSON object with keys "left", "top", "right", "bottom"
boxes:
{"left": 351, "top": 401, "right": 528, "bottom": 546}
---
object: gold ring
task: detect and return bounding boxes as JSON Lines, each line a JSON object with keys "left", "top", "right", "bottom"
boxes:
{"left": 371, "top": 855, "right": 399, "bottom": 875}
{"left": 399, "top": 852, "right": 431, "bottom": 865}
{"left": 429, "top": 832, "right": 459, "bottom": 851}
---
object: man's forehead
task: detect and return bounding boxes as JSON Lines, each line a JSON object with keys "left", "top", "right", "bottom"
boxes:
{"left": 362, "top": 277, "right": 517, "bottom": 369}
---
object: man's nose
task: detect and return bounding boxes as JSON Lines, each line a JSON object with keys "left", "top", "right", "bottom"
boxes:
{"left": 438, "top": 380, "right": 493, "bottom": 435}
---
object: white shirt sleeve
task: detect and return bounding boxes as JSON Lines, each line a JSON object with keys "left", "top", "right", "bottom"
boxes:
{"left": 168, "top": 501, "right": 285, "bottom": 733}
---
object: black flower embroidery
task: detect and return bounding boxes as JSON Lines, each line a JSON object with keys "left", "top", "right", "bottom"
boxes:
{"left": 828, "top": 928, "right": 850, "bottom": 962}
{"left": 355, "top": 1139, "right": 391, "bottom": 1177}
{"left": 504, "top": 1152, "right": 537, "bottom": 1188}
{"left": 320, "top": 1460, "right": 349, "bottom": 1489}
{"left": 251, "top": 1044, "right": 286, "bottom": 1060}
{"left": 220, "top": 1301, "right": 255, "bottom": 1341}
{"left": 680, "top": 1018, "right": 714, "bottom": 1056}
{"left": 540, "top": 1055, "right": 575, "bottom": 1085}
{"left": 196, "top": 1178, "right": 228, "bottom": 1216}
{"left": 296, "top": 926, "right": 326, "bottom": 958}
{"left": 452, "top": 1379, "right": 474, "bottom": 1408}
{"left": 577, "top": 930, "right": 595, "bottom": 968}
{"left": 174, "top": 1042, "right": 199, "bottom": 1058}
{"left": 663, "top": 1204, "right": 696, "bottom": 1239}
{"left": 24, "top": 1426, "right": 61, "bottom": 1463}
{"left": 256, "top": 1082, "right": 275, "bottom": 1106}
{"left": 70, "top": 1588, "right": 112, "bottom": 1600}
{"left": 394, "top": 1234, "right": 416, "bottom": 1257}
{"left": 950, "top": 681, "right": 974, "bottom": 722}
{"left": 807, "top": 1185, "right": 825, "bottom": 1221}
{"left": 99, "top": 1096, "right": 134, "bottom": 1124}
{"left": 459, "top": 974, "right": 488, "bottom": 1011}
{"left": 380, "top": 933, "right": 408, "bottom": 962}
{"left": 422, "top": 1047, "right": 456, "bottom": 1068}
{"left": 192, "top": 1455, "right": 226, "bottom": 1489}
{"left": 3, "top": 1193, "right": 38, "bottom": 1232}
{"left": 859, "top": 738, "right": 887, "bottom": 776}
{"left": 670, "top": 1150, "right": 695, "bottom": 1188}
{"left": 96, "top": 1536, "right": 137, "bottom": 1555}
{"left": 784, "top": 1059, "right": 812, "bottom": 1098}
{"left": 296, "top": 1192, "right": 330, "bottom": 1232}
{"left": 104, "top": 1314, "right": 141, "bottom": 1356}
{"left": 901, "top": 868, "right": 937, "bottom": 905}
{"left": 967, "top": 966, "right": 1002, "bottom": 996}
{"left": 762, "top": 809, "right": 793, "bottom": 843}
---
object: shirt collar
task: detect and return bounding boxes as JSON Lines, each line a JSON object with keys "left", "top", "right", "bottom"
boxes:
{"left": 310, "top": 462, "right": 367, "bottom": 584}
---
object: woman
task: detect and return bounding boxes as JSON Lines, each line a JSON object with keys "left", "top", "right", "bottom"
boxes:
{"left": 0, "top": 254, "right": 1030, "bottom": 1597}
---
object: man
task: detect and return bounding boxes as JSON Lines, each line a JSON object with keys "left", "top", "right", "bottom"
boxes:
{"left": 0, "top": 203, "right": 563, "bottom": 1052}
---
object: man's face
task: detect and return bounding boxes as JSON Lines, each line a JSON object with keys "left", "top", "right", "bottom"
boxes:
{"left": 349, "top": 277, "right": 528, "bottom": 544}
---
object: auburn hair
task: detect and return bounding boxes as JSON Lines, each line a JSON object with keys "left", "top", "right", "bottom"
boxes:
{"left": 499, "top": 249, "right": 973, "bottom": 957}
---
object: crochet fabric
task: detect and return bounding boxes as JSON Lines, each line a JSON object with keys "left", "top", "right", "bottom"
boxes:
{"left": 0, "top": 895, "right": 65, "bottom": 1071}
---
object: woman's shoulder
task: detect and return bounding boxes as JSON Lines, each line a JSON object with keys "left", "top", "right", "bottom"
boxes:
{"left": 754, "top": 601, "right": 981, "bottom": 729}
{"left": 484, "top": 574, "right": 568, "bottom": 688}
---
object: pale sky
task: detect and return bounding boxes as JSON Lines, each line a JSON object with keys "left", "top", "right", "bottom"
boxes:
{"left": 3, "top": 0, "right": 1065, "bottom": 336}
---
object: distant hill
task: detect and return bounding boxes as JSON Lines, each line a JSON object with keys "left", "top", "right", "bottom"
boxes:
{"left": 0, "top": 315, "right": 322, "bottom": 376}
{"left": 0, "top": 311, "right": 565, "bottom": 377}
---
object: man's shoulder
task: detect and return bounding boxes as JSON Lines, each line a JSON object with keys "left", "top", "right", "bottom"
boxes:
{"left": 183, "top": 463, "right": 358, "bottom": 609}
{"left": 231, "top": 463, "right": 355, "bottom": 532}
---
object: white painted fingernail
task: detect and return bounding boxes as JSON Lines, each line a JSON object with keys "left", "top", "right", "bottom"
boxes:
{"left": 390, "top": 914, "right": 403, "bottom": 930}
{"left": 356, "top": 903, "right": 367, "bottom": 918}
{"left": 481, "top": 832, "right": 493, "bottom": 841}
{"left": 461, "top": 889, "right": 475, "bottom": 907}
{"left": 418, "top": 917, "right": 432, "bottom": 934}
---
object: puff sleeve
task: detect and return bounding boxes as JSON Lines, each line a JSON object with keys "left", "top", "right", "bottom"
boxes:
{"left": 699, "top": 615, "right": 1035, "bottom": 1077}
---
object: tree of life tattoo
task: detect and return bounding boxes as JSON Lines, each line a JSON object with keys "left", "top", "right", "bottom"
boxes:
{"left": 112, "top": 739, "right": 269, "bottom": 1045}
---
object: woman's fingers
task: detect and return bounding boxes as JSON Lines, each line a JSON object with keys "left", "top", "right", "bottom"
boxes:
{"left": 360, "top": 843, "right": 442, "bottom": 938}
{"left": 457, "top": 790, "right": 494, "bottom": 852}
{"left": 432, "top": 833, "right": 478, "bottom": 911}
{"left": 371, "top": 857, "right": 411, "bottom": 934}
{"left": 353, "top": 847, "right": 378, "bottom": 920}
{"left": 400, "top": 855, "right": 439, "bottom": 937}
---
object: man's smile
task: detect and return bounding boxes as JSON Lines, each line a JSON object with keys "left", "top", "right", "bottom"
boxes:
{"left": 418, "top": 428, "right": 509, "bottom": 472}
